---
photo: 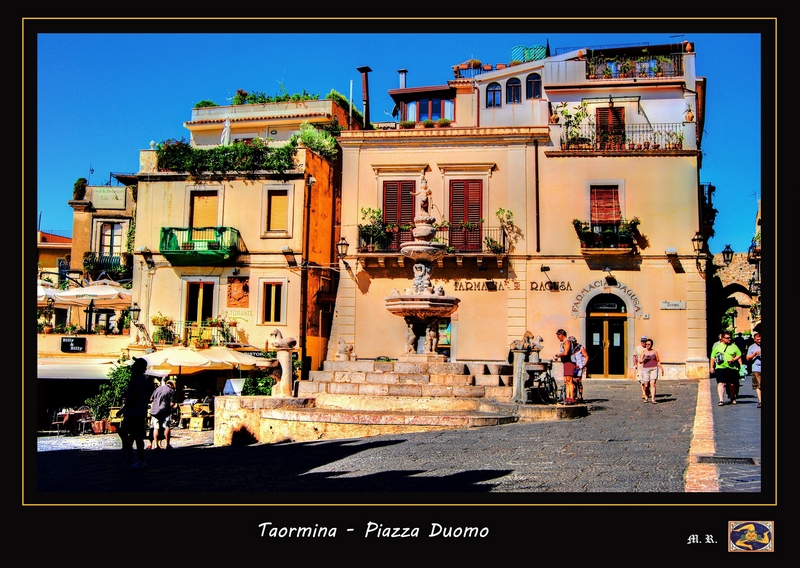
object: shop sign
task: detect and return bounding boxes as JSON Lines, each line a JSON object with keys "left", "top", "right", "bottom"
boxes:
{"left": 660, "top": 301, "right": 686, "bottom": 310}
{"left": 61, "top": 337, "right": 87, "bottom": 353}
{"left": 530, "top": 281, "right": 572, "bottom": 291}
{"left": 572, "top": 280, "right": 642, "bottom": 317}
{"left": 91, "top": 186, "right": 127, "bottom": 210}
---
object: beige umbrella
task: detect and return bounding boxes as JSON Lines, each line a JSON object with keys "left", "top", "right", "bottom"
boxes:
{"left": 139, "top": 346, "right": 234, "bottom": 376}
{"left": 201, "top": 346, "right": 271, "bottom": 370}
{"left": 51, "top": 283, "right": 132, "bottom": 309}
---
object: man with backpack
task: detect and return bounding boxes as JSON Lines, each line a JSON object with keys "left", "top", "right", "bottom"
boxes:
{"left": 568, "top": 336, "right": 589, "bottom": 403}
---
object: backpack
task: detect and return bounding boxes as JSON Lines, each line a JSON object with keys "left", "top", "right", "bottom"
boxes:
{"left": 571, "top": 342, "right": 587, "bottom": 368}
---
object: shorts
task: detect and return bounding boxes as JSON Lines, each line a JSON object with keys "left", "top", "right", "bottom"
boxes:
{"left": 119, "top": 416, "right": 146, "bottom": 438}
{"left": 639, "top": 366, "right": 658, "bottom": 383}
{"left": 714, "top": 367, "right": 739, "bottom": 385}
{"left": 150, "top": 414, "right": 171, "bottom": 431}
{"left": 563, "top": 362, "right": 576, "bottom": 382}
{"left": 751, "top": 371, "right": 761, "bottom": 390}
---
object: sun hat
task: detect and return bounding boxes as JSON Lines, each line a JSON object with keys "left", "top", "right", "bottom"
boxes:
{"left": 640, "top": 336, "right": 648, "bottom": 341}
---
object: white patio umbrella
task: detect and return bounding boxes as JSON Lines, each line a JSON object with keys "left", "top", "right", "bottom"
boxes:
{"left": 52, "top": 283, "right": 133, "bottom": 309}
{"left": 201, "top": 346, "right": 271, "bottom": 370}
{"left": 138, "top": 346, "right": 234, "bottom": 376}
{"left": 37, "top": 281, "right": 59, "bottom": 307}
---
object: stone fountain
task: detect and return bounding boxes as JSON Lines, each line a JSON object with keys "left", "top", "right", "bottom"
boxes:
{"left": 384, "top": 181, "right": 460, "bottom": 361}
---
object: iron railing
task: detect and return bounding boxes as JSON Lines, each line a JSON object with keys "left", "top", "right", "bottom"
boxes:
{"left": 573, "top": 219, "right": 639, "bottom": 249}
{"left": 149, "top": 320, "right": 239, "bottom": 346}
{"left": 561, "top": 123, "right": 685, "bottom": 151}
{"left": 587, "top": 54, "right": 683, "bottom": 80}
{"left": 357, "top": 226, "right": 507, "bottom": 254}
{"left": 159, "top": 226, "right": 240, "bottom": 251}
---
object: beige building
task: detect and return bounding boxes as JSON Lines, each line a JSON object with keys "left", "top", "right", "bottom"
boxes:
{"left": 131, "top": 99, "right": 357, "bottom": 375}
{"left": 333, "top": 41, "right": 714, "bottom": 379}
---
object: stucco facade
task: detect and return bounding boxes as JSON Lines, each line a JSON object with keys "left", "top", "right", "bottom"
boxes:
{"left": 332, "top": 42, "right": 712, "bottom": 379}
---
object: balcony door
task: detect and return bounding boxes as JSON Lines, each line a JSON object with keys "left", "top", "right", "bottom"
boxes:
{"left": 184, "top": 280, "right": 216, "bottom": 326}
{"left": 449, "top": 179, "right": 483, "bottom": 252}
{"left": 191, "top": 190, "right": 218, "bottom": 241}
{"left": 383, "top": 180, "right": 415, "bottom": 252}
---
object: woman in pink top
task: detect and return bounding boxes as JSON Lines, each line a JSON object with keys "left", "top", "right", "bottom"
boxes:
{"left": 638, "top": 338, "right": 664, "bottom": 404}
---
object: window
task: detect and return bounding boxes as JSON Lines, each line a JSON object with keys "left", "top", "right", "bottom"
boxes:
{"left": 506, "top": 78, "right": 521, "bottom": 104}
{"left": 590, "top": 185, "right": 621, "bottom": 231}
{"left": 596, "top": 107, "right": 626, "bottom": 147}
{"left": 404, "top": 97, "right": 454, "bottom": 122}
{"left": 383, "top": 180, "right": 415, "bottom": 251}
{"left": 261, "top": 184, "right": 294, "bottom": 237}
{"left": 449, "top": 179, "right": 483, "bottom": 252}
{"left": 98, "top": 222, "right": 123, "bottom": 257}
{"left": 267, "top": 190, "right": 289, "bottom": 232}
{"left": 526, "top": 73, "right": 542, "bottom": 99}
{"left": 260, "top": 278, "right": 287, "bottom": 324}
{"left": 486, "top": 83, "right": 501, "bottom": 108}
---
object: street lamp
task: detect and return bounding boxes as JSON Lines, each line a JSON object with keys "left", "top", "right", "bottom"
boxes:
{"left": 691, "top": 231, "right": 704, "bottom": 255}
{"left": 722, "top": 244, "right": 734, "bottom": 266}
{"left": 336, "top": 237, "right": 350, "bottom": 270}
{"left": 129, "top": 302, "right": 141, "bottom": 323}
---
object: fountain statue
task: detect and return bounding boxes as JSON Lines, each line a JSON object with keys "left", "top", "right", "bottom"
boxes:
{"left": 384, "top": 179, "right": 460, "bottom": 361}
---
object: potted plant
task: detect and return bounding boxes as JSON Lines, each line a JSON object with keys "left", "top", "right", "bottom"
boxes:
{"left": 685, "top": 103, "right": 694, "bottom": 122}
{"left": 64, "top": 323, "right": 78, "bottom": 335}
{"left": 119, "top": 310, "right": 131, "bottom": 335}
{"left": 399, "top": 120, "right": 416, "bottom": 129}
{"left": 151, "top": 312, "right": 173, "bottom": 327}
{"left": 72, "top": 177, "right": 88, "bottom": 200}
{"left": 484, "top": 236, "right": 504, "bottom": 254}
{"left": 421, "top": 118, "right": 435, "bottom": 128}
{"left": 509, "top": 59, "right": 522, "bottom": 67}
{"left": 93, "top": 323, "right": 105, "bottom": 335}
{"left": 436, "top": 117, "right": 451, "bottom": 128}
{"left": 468, "top": 59, "right": 481, "bottom": 69}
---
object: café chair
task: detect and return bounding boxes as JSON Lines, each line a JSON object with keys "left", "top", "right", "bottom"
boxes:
{"left": 51, "top": 410, "right": 70, "bottom": 436}
{"left": 178, "top": 403, "right": 193, "bottom": 429}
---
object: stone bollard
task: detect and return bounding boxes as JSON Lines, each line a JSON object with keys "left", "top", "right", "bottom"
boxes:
{"left": 510, "top": 349, "right": 528, "bottom": 404}
{"left": 274, "top": 349, "right": 293, "bottom": 397}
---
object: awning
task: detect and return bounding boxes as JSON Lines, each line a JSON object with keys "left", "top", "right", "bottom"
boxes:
{"left": 37, "top": 358, "right": 117, "bottom": 380}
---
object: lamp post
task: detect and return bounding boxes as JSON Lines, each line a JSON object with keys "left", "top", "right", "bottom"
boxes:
{"left": 721, "top": 244, "right": 734, "bottom": 266}
{"left": 336, "top": 237, "right": 350, "bottom": 270}
{"left": 129, "top": 302, "right": 141, "bottom": 323}
{"left": 691, "top": 231, "right": 704, "bottom": 270}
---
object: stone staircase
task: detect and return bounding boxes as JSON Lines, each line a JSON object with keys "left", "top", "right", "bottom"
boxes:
{"left": 214, "top": 359, "right": 585, "bottom": 445}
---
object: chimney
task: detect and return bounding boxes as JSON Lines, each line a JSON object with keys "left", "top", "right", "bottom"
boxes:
{"left": 356, "top": 66, "right": 372, "bottom": 129}
{"left": 398, "top": 68, "right": 408, "bottom": 89}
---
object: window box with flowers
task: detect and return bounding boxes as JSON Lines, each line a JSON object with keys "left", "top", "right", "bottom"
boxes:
{"left": 151, "top": 313, "right": 174, "bottom": 327}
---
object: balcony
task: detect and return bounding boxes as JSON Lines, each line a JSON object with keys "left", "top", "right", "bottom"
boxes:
{"left": 747, "top": 238, "right": 761, "bottom": 265}
{"left": 357, "top": 226, "right": 508, "bottom": 267}
{"left": 587, "top": 54, "right": 683, "bottom": 80}
{"left": 574, "top": 219, "right": 639, "bottom": 255}
{"left": 149, "top": 320, "right": 238, "bottom": 347}
{"left": 159, "top": 227, "right": 240, "bottom": 267}
{"left": 559, "top": 123, "right": 686, "bottom": 152}
{"left": 82, "top": 252, "right": 132, "bottom": 279}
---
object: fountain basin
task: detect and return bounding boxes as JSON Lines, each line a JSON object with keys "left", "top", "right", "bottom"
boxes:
{"left": 384, "top": 294, "right": 460, "bottom": 319}
{"left": 399, "top": 241, "right": 447, "bottom": 264}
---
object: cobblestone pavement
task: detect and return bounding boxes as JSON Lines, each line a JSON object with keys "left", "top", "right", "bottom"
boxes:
{"left": 30, "top": 378, "right": 768, "bottom": 505}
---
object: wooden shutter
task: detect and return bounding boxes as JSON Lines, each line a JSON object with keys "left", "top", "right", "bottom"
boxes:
{"left": 591, "top": 186, "right": 621, "bottom": 224}
{"left": 191, "top": 191, "right": 218, "bottom": 227}
{"left": 596, "top": 108, "right": 625, "bottom": 144}
{"left": 383, "top": 181, "right": 415, "bottom": 251}
{"left": 267, "top": 190, "right": 288, "bottom": 231}
{"left": 450, "top": 179, "right": 483, "bottom": 251}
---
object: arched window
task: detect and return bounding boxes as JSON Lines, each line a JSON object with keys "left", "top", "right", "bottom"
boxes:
{"left": 526, "top": 73, "right": 542, "bottom": 99}
{"left": 486, "top": 83, "right": 501, "bottom": 108}
{"left": 506, "top": 78, "right": 521, "bottom": 104}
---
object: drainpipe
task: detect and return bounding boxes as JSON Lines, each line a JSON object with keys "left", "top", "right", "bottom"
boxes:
{"left": 300, "top": 172, "right": 312, "bottom": 382}
{"left": 473, "top": 85, "right": 480, "bottom": 127}
{"left": 356, "top": 66, "right": 372, "bottom": 129}
{"left": 534, "top": 140, "right": 540, "bottom": 252}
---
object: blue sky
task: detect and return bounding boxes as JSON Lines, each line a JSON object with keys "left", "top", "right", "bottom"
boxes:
{"left": 32, "top": 27, "right": 768, "bottom": 254}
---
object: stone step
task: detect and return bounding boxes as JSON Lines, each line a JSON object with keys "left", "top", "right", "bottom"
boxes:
{"left": 298, "top": 379, "right": 513, "bottom": 400}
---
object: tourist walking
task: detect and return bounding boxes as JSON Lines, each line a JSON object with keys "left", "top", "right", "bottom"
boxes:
{"left": 568, "top": 336, "right": 588, "bottom": 403}
{"left": 149, "top": 379, "right": 176, "bottom": 450}
{"left": 633, "top": 336, "right": 649, "bottom": 400}
{"left": 710, "top": 332, "right": 743, "bottom": 406}
{"left": 118, "top": 358, "right": 151, "bottom": 469}
{"left": 746, "top": 331, "right": 762, "bottom": 408}
{"left": 638, "top": 338, "right": 664, "bottom": 404}
{"left": 554, "top": 329, "right": 576, "bottom": 404}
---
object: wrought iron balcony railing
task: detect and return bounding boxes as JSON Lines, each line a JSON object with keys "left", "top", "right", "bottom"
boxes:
{"left": 560, "top": 123, "right": 685, "bottom": 151}
{"left": 357, "top": 226, "right": 507, "bottom": 254}
{"left": 82, "top": 252, "right": 133, "bottom": 277}
{"left": 587, "top": 54, "right": 683, "bottom": 80}
{"left": 573, "top": 219, "right": 639, "bottom": 252}
{"left": 149, "top": 320, "right": 239, "bottom": 347}
{"left": 159, "top": 226, "right": 241, "bottom": 266}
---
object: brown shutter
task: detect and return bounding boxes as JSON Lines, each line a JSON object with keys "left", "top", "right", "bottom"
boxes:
{"left": 591, "top": 186, "right": 621, "bottom": 224}
{"left": 449, "top": 179, "right": 483, "bottom": 251}
{"left": 267, "top": 190, "right": 288, "bottom": 231}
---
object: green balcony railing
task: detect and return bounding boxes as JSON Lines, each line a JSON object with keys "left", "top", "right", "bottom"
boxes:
{"left": 159, "top": 226, "right": 241, "bottom": 266}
